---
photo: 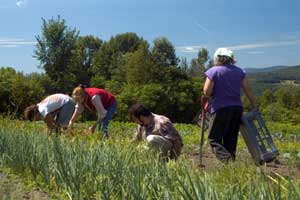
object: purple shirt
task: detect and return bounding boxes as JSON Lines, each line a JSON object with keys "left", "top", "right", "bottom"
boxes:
{"left": 205, "top": 64, "right": 246, "bottom": 113}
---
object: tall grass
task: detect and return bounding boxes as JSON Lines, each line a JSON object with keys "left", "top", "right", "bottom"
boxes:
{"left": 0, "top": 118, "right": 299, "bottom": 199}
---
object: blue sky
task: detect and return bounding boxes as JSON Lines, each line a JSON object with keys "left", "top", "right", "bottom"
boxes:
{"left": 1, "top": 0, "right": 300, "bottom": 73}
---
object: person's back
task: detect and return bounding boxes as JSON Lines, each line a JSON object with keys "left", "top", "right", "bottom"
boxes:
{"left": 24, "top": 93, "right": 75, "bottom": 132}
{"left": 205, "top": 64, "right": 245, "bottom": 113}
{"left": 203, "top": 48, "right": 257, "bottom": 162}
{"left": 85, "top": 88, "right": 115, "bottom": 109}
{"left": 38, "top": 94, "right": 72, "bottom": 117}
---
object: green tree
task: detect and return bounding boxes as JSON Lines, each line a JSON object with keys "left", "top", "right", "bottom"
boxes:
{"left": 125, "top": 43, "right": 153, "bottom": 85}
{"left": 34, "top": 16, "right": 79, "bottom": 92}
{"left": 189, "top": 48, "right": 209, "bottom": 81}
{"left": 178, "top": 57, "right": 188, "bottom": 72}
{"left": 70, "top": 35, "right": 102, "bottom": 86}
{"left": 91, "top": 32, "right": 147, "bottom": 85}
{"left": 0, "top": 67, "right": 47, "bottom": 117}
{"left": 151, "top": 37, "right": 177, "bottom": 68}
{"left": 0, "top": 67, "right": 17, "bottom": 113}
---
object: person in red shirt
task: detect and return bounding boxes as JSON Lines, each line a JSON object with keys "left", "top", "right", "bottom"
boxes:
{"left": 68, "top": 85, "right": 117, "bottom": 138}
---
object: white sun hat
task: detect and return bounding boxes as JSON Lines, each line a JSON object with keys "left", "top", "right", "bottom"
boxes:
{"left": 213, "top": 48, "right": 234, "bottom": 60}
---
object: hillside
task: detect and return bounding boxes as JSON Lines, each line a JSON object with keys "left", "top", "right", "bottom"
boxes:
{"left": 243, "top": 65, "right": 288, "bottom": 73}
{"left": 245, "top": 65, "right": 300, "bottom": 95}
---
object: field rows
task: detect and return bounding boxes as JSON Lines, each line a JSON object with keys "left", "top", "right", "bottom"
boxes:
{"left": 0, "top": 118, "right": 300, "bottom": 199}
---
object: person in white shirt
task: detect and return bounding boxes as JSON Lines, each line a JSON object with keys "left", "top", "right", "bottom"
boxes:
{"left": 24, "top": 94, "right": 75, "bottom": 133}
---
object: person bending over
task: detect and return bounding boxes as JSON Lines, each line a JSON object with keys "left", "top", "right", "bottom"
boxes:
{"left": 128, "top": 103, "right": 183, "bottom": 161}
{"left": 68, "top": 85, "right": 117, "bottom": 138}
{"left": 24, "top": 94, "right": 75, "bottom": 133}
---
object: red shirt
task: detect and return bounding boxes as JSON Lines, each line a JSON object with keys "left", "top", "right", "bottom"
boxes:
{"left": 84, "top": 88, "right": 115, "bottom": 111}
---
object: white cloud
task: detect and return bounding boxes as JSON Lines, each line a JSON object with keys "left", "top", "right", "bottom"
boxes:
{"left": 225, "top": 40, "right": 300, "bottom": 50}
{"left": 247, "top": 51, "right": 265, "bottom": 55}
{"left": 0, "top": 38, "right": 36, "bottom": 48}
{"left": 176, "top": 45, "right": 206, "bottom": 53}
{"left": 176, "top": 39, "right": 300, "bottom": 54}
{"left": 16, "top": 0, "right": 27, "bottom": 7}
{"left": 1, "top": 45, "right": 18, "bottom": 48}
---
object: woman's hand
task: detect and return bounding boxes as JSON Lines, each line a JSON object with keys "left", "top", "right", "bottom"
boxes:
{"left": 89, "top": 125, "right": 96, "bottom": 133}
{"left": 84, "top": 123, "right": 97, "bottom": 135}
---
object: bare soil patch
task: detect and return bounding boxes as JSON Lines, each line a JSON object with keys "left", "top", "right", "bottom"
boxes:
{"left": 183, "top": 146, "right": 300, "bottom": 179}
{"left": 0, "top": 171, "right": 50, "bottom": 200}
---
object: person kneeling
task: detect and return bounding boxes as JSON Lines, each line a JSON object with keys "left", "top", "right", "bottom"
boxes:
{"left": 128, "top": 103, "right": 183, "bottom": 161}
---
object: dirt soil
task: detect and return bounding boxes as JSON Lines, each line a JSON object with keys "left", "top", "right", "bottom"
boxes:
{"left": 0, "top": 172, "right": 50, "bottom": 200}
{"left": 184, "top": 146, "right": 300, "bottom": 180}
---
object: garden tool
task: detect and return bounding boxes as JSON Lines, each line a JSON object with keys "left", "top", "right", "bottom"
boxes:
{"left": 199, "top": 96, "right": 210, "bottom": 167}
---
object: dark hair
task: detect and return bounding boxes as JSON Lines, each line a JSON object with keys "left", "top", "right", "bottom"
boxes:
{"left": 24, "top": 104, "right": 39, "bottom": 121}
{"left": 216, "top": 55, "right": 235, "bottom": 65}
{"left": 128, "top": 103, "right": 151, "bottom": 119}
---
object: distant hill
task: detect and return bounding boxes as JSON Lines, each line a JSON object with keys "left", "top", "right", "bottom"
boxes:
{"left": 245, "top": 65, "right": 300, "bottom": 95}
{"left": 243, "top": 65, "right": 288, "bottom": 73}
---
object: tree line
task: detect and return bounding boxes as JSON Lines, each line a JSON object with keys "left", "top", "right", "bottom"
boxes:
{"left": 1, "top": 16, "right": 300, "bottom": 124}
{"left": 1, "top": 16, "right": 209, "bottom": 123}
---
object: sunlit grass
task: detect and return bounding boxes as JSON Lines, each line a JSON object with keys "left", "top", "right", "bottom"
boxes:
{"left": 0, "top": 117, "right": 300, "bottom": 199}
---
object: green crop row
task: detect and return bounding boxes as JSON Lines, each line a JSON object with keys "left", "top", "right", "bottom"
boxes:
{"left": 0, "top": 118, "right": 300, "bottom": 199}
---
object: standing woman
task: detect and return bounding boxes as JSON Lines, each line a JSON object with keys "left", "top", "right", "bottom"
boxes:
{"left": 203, "top": 48, "right": 257, "bottom": 162}
{"left": 68, "top": 85, "right": 117, "bottom": 138}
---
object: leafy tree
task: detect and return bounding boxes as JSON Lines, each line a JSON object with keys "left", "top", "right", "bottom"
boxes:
{"left": 163, "top": 80, "right": 200, "bottom": 122}
{"left": 125, "top": 43, "right": 153, "bottom": 85}
{"left": 149, "top": 37, "right": 188, "bottom": 83}
{"left": 91, "top": 32, "right": 147, "bottom": 84}
{"left": 0, "top": 67, "right": 47, "bottom": 117}
{"left": 257, "top": 89, "right": 276, "bottom": 108}
{"left": 34, "top": 16, "right": 79, "bottom": 92}
{"left": 178, "top": 57, "right": 188, "bottom": 72}
{"left": 114, "top": 84, "right": 140, "bottom": 121}
{"left": 189, "top": 58, "right": 200, "bottom": 77}
{"left": 189, "top": 48, "right": 209, "bottom": 81}
{"left": 0, "top": 67, "right": 17, "bottom": 113}
{"left": 70, "top": 35, "right": 102, "bottom": 86}
{"left": 197, "top": 48, "right": 209, "bottom": 68}
{"left": 151, "top": 37, "right": 177, "bottom": 67}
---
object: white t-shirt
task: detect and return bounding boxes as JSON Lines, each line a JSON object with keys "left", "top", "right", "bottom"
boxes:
{"left": 37, "top": 94, "right": 72, "bottom": 117}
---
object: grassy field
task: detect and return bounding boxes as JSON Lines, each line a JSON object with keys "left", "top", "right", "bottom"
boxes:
{"left": 0, "top": 117, "right": 300, "bottom": 199}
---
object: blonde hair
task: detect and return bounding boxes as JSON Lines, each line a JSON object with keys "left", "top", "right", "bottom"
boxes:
{"left": 72, "top": 85, "right": 86, "bottom": 103}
